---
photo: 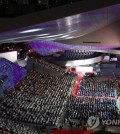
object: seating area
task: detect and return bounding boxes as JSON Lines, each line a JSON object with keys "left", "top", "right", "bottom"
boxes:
{"left": 0, "top": 70, "right": 75, "bottom": 130}
{"left": 77, "top": 77, "right": 116, "bottom": 98}
{"left": 0, "top": 57, "right": 119, "bottom": 132}
{"left": 0, "top": 117, "right": 42, "bottom": 134}
{"left": 55, "top": 50, "right": 97, "bottom": 61}
{"left": 64, "top": 76, "right": 119, "bottom": 128}
{"left": 30, "top": 57, "right": 65, "bottom": 75}
{"left": 0, "top": 58, "right": 27, "bottom": 96}
{"left": 65, "top": 96, "right": 118, "bottom": 127}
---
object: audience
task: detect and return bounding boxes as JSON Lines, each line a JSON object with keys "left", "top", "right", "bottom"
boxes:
{"left": 77, "top": 77, "right": 116, "bottom": 97}
{"left": 0, "top": 57, "right": 119, "bottom": 133}
{"left": 0, "top": 117, "right": 43, "bottom": 134}
{"left": 30, "top": 57, "right": 65, "bottom": 75}
{"left": 0, "top": 70, "right": 75, "bottom": 132}
{"left": 64, "top": 76, "right": 118, "bottom": 129}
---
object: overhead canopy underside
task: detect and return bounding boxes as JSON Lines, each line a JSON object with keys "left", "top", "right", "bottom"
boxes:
{"left": 0, "top": 3, "right": 119, "bottom": 45}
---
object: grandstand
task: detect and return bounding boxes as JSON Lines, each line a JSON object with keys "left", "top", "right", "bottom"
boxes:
{"left": 0, "top": 57, "right": 77, "bottom": 133}
{"left": 27, "top": 57, "right": 66, "bottom": 76}
{"left": 65, "top": 76, "right": 118, "bottom": 128}
{"left": 0, "top": 52, "right": 120, "bottom": 133}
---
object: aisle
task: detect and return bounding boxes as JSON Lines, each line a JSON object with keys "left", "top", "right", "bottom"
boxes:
{"left": 72, "top": 73, "right": 83, "bottom": 96}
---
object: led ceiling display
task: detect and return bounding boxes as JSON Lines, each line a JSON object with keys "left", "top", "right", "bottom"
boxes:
{"left": 28, "top": 41, "right": 119, "bottom": 56}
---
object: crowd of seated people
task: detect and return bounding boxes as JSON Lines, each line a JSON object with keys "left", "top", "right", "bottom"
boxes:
{"left": 64, "top": 76, "right": 119, "bottom": 128}
{"left": 0, "top": 58, "right": 27, "bottom": 96}
{"left": 65, "top": 96, "right": 118, "bottom": 128}
{"left": 0, "top": 71, "right": 75, "bottom": 129}
{"left": 30, "top": 57, "right": 65, "bottom": 75}
{"left": 0, "top": 117, "right": 45, "bottom": 134}
{"left": 77, "top": 77, "right": 116, "bottom": 97}
{"left": 54, "top": 50, "right": 97, "bottom": 61}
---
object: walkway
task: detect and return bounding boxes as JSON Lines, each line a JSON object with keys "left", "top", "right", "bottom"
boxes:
{"left": 72, "top": 73, "right": 83, "bottom": 96}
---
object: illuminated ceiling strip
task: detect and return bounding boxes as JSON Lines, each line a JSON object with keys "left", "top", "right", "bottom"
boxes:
{"left": 0, "top": 34, "right": 51, "bottom": 42}
{"left": 19, "top": 28, "right": 43, "bottom": 33}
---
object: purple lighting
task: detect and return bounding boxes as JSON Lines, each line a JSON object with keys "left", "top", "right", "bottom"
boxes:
{"left": 28, "top": 41, "right": 119, "bottom": 56}
{"left": 0, "top": 58, "right": 27, "bottom": 96}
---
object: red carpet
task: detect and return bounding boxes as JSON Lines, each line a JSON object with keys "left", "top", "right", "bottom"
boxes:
{"left": 52, "top": 130, "right": 91, "bottom": 134}
{"left": 72, "top": 73, "right": 83, "bottom": 96}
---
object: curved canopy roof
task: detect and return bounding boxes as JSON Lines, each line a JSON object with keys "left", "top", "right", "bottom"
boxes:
{"left": 0, "top": 4, "right": 119, "bottom": 45}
